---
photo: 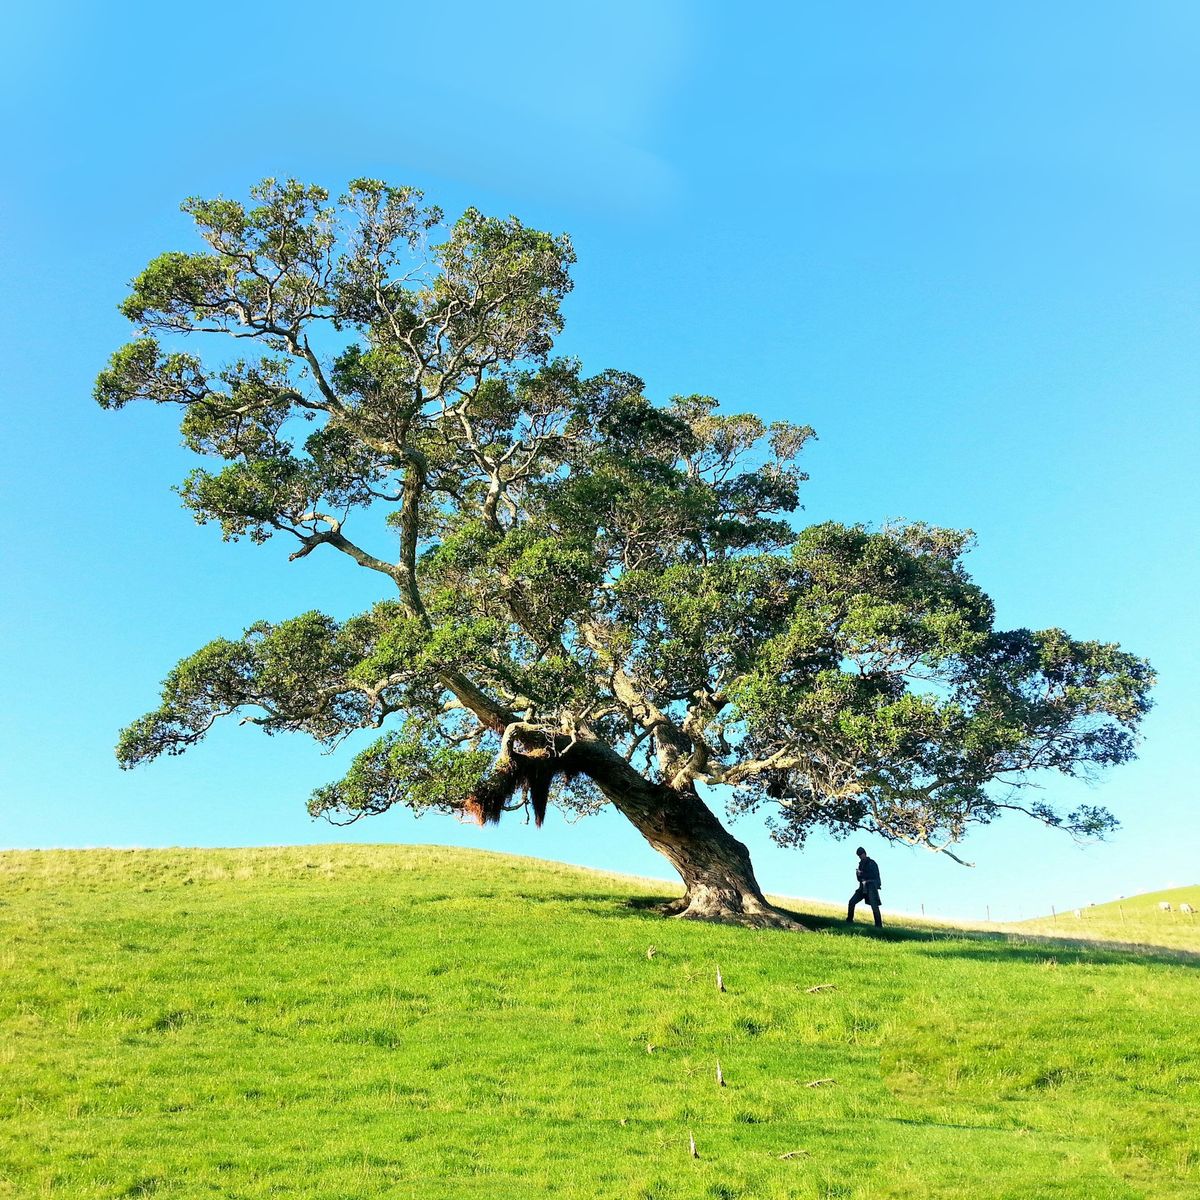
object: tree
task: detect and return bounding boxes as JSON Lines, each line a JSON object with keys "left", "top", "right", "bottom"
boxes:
{"left": 97, "top": 179, "right": 1154, "bottom": 927}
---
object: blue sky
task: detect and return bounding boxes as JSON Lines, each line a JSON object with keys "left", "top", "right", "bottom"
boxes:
{"left": 1, "top": 2, "right": 1196, "bottom": 920}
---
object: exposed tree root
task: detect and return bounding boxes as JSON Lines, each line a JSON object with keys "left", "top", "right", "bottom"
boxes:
{"left": 656, "top": 891, "right": 808, "bottom": 930}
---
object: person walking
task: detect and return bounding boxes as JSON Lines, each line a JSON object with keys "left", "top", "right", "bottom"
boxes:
{"left": 846, "top": 846, "right": 883, "bottom": 928}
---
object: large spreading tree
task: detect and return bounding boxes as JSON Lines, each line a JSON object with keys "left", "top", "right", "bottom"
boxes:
{"left": 98, "top": 179, "right": 1154, "bottom": 927}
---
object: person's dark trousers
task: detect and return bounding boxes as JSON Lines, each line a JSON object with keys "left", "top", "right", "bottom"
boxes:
{"left": 847, "top": 884, "right": 883, "bottom": 927}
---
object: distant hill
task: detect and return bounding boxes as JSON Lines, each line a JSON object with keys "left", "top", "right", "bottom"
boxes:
{"left": 1086, "top": 883, "right": 1200, "bottom": 914}
{"left": 1, "top": 844, "right": 1197, "bottom": 1199}
{"left": 1010, "top": 884, "right": 1200, "bottom": 951}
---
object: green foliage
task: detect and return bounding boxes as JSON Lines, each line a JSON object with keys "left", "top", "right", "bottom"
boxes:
{"left": 94, "top": 338, "right": 207, "bottom": 410}
{"left": 99, "top": 178, "right": 1153, "bottom": 860}
{"left": 119, "top": 251, "right": 234, "bottom": 328}
{"left": 121, "top": 180, "right": 339, "bottom": 337}
{"left": 307, "top": 726, "right": 495, "bottom": 821}
{"left": 116, "top": 609, "right": 404, "bottom": 766}
{"left": 176, "top": 459, "right": 310, "bottom": 543}
{"left": 2, "top": 845, "right": 1197, "bottom": 1198}
{"left": 612, "top": 556, "right": 795, "bottom": 697}
{"left": 347, "top": 603, "right": 432, "bottom": 683}
{"left": 116, "top": 637, "right": 257, "bottom": 765}
{"left": 725, "top": 525, "right": 1152, "bottom": 848}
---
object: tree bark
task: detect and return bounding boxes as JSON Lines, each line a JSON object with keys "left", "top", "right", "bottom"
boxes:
{"left": 570, "top": 741, "right": 806, "bottom": 929}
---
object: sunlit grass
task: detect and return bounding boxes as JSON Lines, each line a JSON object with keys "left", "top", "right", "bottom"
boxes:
{"left": 1006, "top": 885, "right": 1200, "bottom": 954}
{"left": 2, "top": 845, "right": 1197, "bottom": 1198}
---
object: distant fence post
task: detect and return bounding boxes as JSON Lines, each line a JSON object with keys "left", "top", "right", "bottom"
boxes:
{"left": 1051, "top": 906, "right": 1056, "bottom": 924}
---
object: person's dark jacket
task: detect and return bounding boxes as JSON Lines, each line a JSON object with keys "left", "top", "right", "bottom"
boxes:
{"left": 856, "top": 856, "right": 881, "bottom": 888}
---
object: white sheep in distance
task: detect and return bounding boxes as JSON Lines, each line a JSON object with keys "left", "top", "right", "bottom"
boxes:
{"left": 1158, "top": 901, "right": 1173, "bottom": 912}
{"left": 1180, "top": 903, "right": 1195, "bottom": 915}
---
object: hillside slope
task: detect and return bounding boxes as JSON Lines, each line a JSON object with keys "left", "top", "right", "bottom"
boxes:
{"left": 1010, "top": 884, "right": 1200, "bottom": 952}
{"left": 1, "top": 845, "right": 1197, "bottom": 1200}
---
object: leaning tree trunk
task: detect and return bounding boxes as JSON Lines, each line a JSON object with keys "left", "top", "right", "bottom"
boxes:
{"left": 572, "top": 743, "right": 805, "bottom": 929}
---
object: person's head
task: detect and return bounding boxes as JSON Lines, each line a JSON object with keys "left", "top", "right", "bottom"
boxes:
{"left": 855, "top": 846, "right": 866, "bottom": 858}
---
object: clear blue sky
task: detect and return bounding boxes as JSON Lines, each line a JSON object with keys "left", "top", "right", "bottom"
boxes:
{"left": 2, "top": 2, "right": 1197, "bottom": 920}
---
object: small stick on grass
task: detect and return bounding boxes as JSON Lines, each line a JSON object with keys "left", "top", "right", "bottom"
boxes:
{"left": 716, "top": 1060, "right": 725, "bottom": 1087}
{"left": 716, "top": 966, "right": 725, "bottom": 992}
{"left": 778, "top": 1149, "right": 810, "bottom": 1160}
{"left": 646, "top": 945, "right": 657, "bottom": 960}
{"left": 805, "top": 983, "right": 836, "bottom": 993}
{"left": 804, "top": 1078, "right": 836, "bottom": 1088}
{"left": 688, "top": 1131, "right": 699, "bottom": 1159}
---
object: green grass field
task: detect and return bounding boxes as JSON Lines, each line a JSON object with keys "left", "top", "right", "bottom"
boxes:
{"left": 1007, "top": 885, "right": 1200, "bottom": 953}
{"left": 2, "top": 845, "right": 1198, "bottom": 1199}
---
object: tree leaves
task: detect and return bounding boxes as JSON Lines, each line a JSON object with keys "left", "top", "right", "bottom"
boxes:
{"left": 101, "top": 177, "right": 1154, "bottom": 858}
{"left": 724, "top": 526, "right": 1154, "bottom": 851}
{"left": 116, "top": 608, "right": 414, "bottom": 767}
{"left": 307, "top": 726, "right": 495, "bottom": 823}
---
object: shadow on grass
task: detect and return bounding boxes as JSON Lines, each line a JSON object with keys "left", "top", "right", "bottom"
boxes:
{"left": 791, "top": 909, "right": 1200, "bottom": 967}
{"left": 580, "top": 894, "right": 1200, "bottom": 969}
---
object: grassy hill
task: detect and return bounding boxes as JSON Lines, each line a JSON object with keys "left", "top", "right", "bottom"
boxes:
{"left": 2, "top": 845, "right": 1197, "bottom": 1199}
{"left": 1008, "top": 885, "right": 1200, "bottom": 952}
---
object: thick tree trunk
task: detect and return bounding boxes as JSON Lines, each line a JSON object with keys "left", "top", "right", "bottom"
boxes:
{"left": 571, "top": 742, "right": 805, "bottom": 929}
{"left": 631, "top": 789, "right": 805, "bottom": 929}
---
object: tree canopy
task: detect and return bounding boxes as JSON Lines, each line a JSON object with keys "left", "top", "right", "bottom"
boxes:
{"left": 98, "top": 179, "right": 1154, "bottom": 925}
